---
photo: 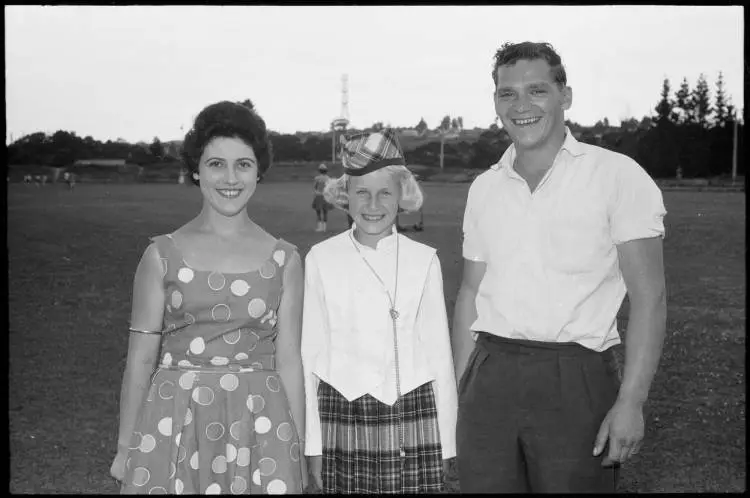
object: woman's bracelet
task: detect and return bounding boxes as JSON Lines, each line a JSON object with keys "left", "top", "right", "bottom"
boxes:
{"left": 128, "top": 327, "right": 161, "bottom": 335}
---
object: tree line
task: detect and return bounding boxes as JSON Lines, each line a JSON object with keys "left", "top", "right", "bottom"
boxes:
{"left": 7, "top": 76, "right": 744, "bottom": 179}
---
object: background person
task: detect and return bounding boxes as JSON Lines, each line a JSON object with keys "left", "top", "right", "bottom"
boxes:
{"left": 312, "top": 163, "right": 331, "bottom": 232}
{"left": 452, "top": 41, "right": 667, "bottom": 493}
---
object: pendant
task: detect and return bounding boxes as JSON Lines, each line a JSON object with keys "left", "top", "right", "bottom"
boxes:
{"left": 390, "top": 308, "right": 399, "bottom": 320}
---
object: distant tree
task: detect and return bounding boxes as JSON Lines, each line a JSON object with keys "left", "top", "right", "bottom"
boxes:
{"left": 149, "top": 137, "right": 163, "bottom": 158}
{"left": 439, "top": 115, "right": 451, "bottom": 132}
{"left": 451, "top": 118, "right": 459, "bottom": 131}
{"left": 603, "top": 117, "right": 610, "bottom": 128}
{"left": 371, "top": 121, "right": 384, "bottom": 132}
{"left": 674, "top": 77, "right": 693, "bottom": 124}
{"left": 714, "top": 71, "right": 728, "bottom": 127}
{"left": 691, "top": 73, "right": 712, "bottom": 128}
{"left": 415, "top": 117, "right": 428, "bottom": 135}
{"left": 654, "top": 77, "right": 676, "bottom": 124}
{"left": 456, "top": 116, "right": 464, "bottom": 130}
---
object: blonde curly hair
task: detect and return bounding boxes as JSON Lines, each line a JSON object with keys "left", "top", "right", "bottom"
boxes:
{"left": 323, "top": 165, "right": 424, "bottom": 213}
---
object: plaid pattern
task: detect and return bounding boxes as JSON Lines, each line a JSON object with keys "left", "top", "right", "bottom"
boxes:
{"left": 318, "top": 380, "right": 444, "bottom": 494}
{"left": 340, "top": 128, "right": 407, "bottom": 176}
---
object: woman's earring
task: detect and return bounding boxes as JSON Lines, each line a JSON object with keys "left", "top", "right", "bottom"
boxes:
{"left": 192, "top": 173, "right": 199, "bottom": 181}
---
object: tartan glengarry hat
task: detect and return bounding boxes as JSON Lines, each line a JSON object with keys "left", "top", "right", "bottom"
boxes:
{"left": 339, "top": 128, "right": 407, "bottom": 177}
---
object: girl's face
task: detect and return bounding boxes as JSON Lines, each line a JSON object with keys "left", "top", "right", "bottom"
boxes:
{"left": 347, "top": 168, "right": 401, "bottom": 244}
{"left": 197, "top": 136, "right": 258, "bottom": 217}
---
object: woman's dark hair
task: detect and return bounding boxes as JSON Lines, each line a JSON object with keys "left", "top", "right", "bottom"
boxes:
{"left": 181, "top": 100, "right": 272, "bottom": 186}
{"left": 492, "top": 41, "right": 567, "bottom": 89}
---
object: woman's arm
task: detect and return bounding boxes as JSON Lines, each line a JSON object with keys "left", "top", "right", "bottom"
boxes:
{"left": 275, "top": 249, "right": 308, "bottom": 486}
{"left": 112, "top": 243, "right": 165, "bottom": 478}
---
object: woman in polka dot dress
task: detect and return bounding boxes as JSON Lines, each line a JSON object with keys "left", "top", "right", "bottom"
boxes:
{"left": 110, "top": 101, "right": 307, "bottom": 495}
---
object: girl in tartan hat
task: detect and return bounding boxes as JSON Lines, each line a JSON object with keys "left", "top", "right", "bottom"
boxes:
{"left": 301, "top": 129, "right": 457, "bottom": 493}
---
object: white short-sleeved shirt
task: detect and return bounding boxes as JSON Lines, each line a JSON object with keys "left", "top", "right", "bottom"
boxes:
{"left": 463, "top": 129, "right": 666, "bottom": 351}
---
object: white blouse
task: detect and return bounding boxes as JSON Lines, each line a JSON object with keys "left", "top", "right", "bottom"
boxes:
{"left": 301, "top": 226, "right": 457, "bottom": 459}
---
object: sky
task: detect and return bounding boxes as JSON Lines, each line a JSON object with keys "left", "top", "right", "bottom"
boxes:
{"left": 5, "top": 5, "right": 745, "bottom": 144}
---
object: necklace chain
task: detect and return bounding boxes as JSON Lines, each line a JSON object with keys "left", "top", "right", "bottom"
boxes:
{"left": 349, "top": 230, "right": 406, "bottom": 470}
{"left": 348, "top": 231, "right": 399, "bottom": 318}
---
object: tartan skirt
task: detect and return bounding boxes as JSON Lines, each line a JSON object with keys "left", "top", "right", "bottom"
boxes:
{"left": 318, "top": 380, "right": 444, "bottom": 494}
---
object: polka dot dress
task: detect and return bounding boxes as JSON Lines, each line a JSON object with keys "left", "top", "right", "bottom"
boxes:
{"left": 121, "top": 235, "right": 302, "bottom": 495}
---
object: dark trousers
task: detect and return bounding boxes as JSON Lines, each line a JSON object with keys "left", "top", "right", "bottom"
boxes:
{"left": 457, "top": 332, "right": 621, "bottom": 493}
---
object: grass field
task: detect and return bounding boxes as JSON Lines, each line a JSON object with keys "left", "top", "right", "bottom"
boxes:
{"left": 8, "top": 182, "right": 745, "bottom": 493}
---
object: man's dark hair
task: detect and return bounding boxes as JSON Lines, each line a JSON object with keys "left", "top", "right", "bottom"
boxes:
{"left": 181, "top": 101, "right": 272, "bottom": 186}
{"left": 492, "top": 41, "right": 567, "bottom": 88}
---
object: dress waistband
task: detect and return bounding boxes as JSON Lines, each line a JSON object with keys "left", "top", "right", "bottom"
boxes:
{"left": 157, "top": 354, "right": 276, "bottom": 373}
{"left": 475, "top": 331, "right": 603, "bottom": 357}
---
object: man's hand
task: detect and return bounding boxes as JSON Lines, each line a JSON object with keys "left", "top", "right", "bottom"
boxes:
{"left": 593, "top": 398, "right": 645, "bottom": 466}
{"left": 308, "top": 455, "right": 323, "bottom": 491}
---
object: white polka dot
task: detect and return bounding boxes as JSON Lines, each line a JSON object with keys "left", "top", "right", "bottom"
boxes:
{"left": 236, "top": 447, "right": 251, "bottom": 467}
{"left": 211, "top": 356, "right": 229, "bottom": 366}
{"left": 276, "top": 422, "right": 293, "bottom": 442}
{"left": 149, "top": 486, "right": 167, "bottom": 494}
{"left": 178, "top": 372, "right": 196, "bottom": 390}
{"left": 266, "top": 376, "right": 281, "bottom": 393}
{"left": 133, "top": 467, "right": 150, "bottom": 487}
{"left": 166, "top": 304, "right": 172, "bottom": 313}
{"left": 259, "top": 457, "right": 277, "bottom": 476}
{"left": 255, "top": 416, "right": 272, "bottom": 434}
{"left": 206, "top": 422, "right": 225, "bottom": 441}
{"left": 205, "top": 483, "right": 221, "bottom": 495}
{"left": 192, "top": 386, "right": 215, "bottom": 406}
{"left": 139, "top": 434, "right": 156, "bottom": 453}
{"left": 211, "top": 303, "right": 231, "bottom": 322}
{"left": 226, "top": 443, "right": 238, "bottom": 463}
{"left": 162, "top": 352, "right": 172, "bottom": 366}
{"left": 184, "top": 407, "right": 193, "bottom": 426}
{"left": 289, "top": 442, "right": 300, "bottom": 462}
{"left": 273, "top": 250, "right": 286, "bottom": 267}
{"left": 175, "top": 433, "right": 181, "bottom": 446}
{"left": 220, "top": 374, "right": 239, "bottom": 391}
{"left": 178, "top": 267, "right": 194, "bottom": 283}
{"left": 171, "top": 290, "right": 182, "bottom": 309}
{"left": 177, "top": 445, "right": 187, "bottom": 463}
{"left": 230, "top": 279, "right": 250, "bottom": 296}
{"left": 235, "top": 352, "right": 248, "bottom": 361}
{"left": 189, "top": 337, "right": 206, "bottom": 354}
{"left": 230, "top": 420, "right": 245, "bottom": 440}
{"left": 160, "top": 258, "right": 168, "bottom": 277}
{"left": 208, "top": 271, "right": 226, "bottom": 291}
{"left": 174, "top": 478, "right": 184, "bottom": 494}
{"left": 259, "top": 260, "right": 276, "bottom": 279}
{"left": 246, "top": 394, "right": 265, "bottom": 414}
{"left": 190, "top": 451, "right": 200, "bottom": 470}
{"left": 212, "top": 455, "right": 228, "bottom": 474}
{"left": 267, "top": 479, "right": 287, "bottom": 494}
{"left": 231, "top": 476, "right": 247, "bottom": 494}
{"left": 252, "top": 468, "right": 261, "bottom": 486}
{"left": 126, "top": 457, "right": 132, "bottom": 470}
{"left": 177, "top": 359, "right": 193, "bottom": 369}
{"left": 248, "top": 298, "right": 267, "bottom": 318}
{"left": 185, "top": 312, "right": 195, "bottom": 324}
{"left": 157, "top": 417, "right": 172, "bottom": 436}
{"left": 251, "top": 362, "right": 264, "bottom": 369}
{"left": 223, "top": 329, "right": 241, "bottom": 344}
{"left": 158, "top": 381, "right": 175, "bottom": 400}
{"left": 168, "top": 462, "right": 176, "bottom": 479}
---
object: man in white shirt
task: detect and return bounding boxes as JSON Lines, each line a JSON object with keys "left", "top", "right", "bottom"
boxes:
{"left": 452, "top": 41, "right": 667, "bottom": 493}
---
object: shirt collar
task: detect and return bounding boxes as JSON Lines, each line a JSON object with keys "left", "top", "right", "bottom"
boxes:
{"left": 491, "top": 126, "right": 585, "bottom": 171}
{"left": 348, "top": 223, "right": 398, "bottom": 252}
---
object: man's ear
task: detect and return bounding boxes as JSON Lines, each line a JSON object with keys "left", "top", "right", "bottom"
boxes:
{"left": 562, "top": 86, "right": 573, "bottom": 111}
